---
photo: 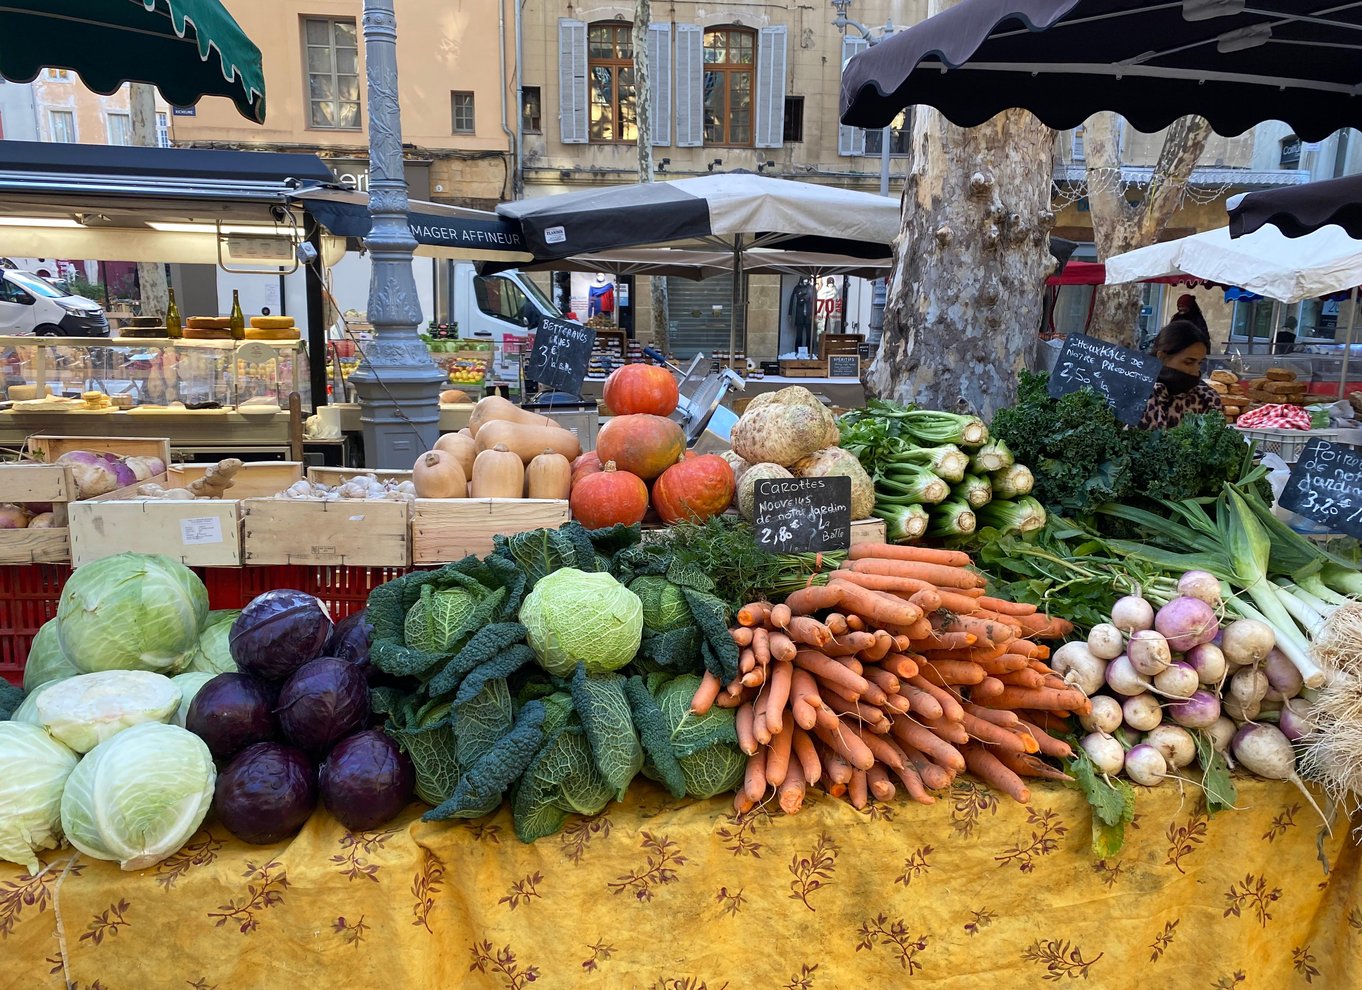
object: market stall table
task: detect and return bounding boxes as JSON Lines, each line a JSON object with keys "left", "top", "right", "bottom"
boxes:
{"left": 4, "top": 778, "right": 1357, "bottom": 988}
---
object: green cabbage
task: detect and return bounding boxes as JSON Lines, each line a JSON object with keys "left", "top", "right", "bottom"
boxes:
{"left": 630, "top": 575, "right": 691, "bottom": 634}
{"left": 404, "top": 583, "right": 482, "bottom": 654}
{"left": 170, "top": 672, "right": 218, "bottom": 727}
{"left": 187, "top": 610, "right": 239, "bottom": 674}
{"left": 0, "top": 722, "right": 79, "bottom": 874}
{"left": 511, "top": 692, "right": 613, "bottom": 842}
{"left": 521, "top": 568, "right": 642, "bottom": 677}
{"left": 60, "top": 722, "right": 215, "bottom": 871}
{"left": 30, "top": 670, "right": 181, "bottom": 753}
{"left": 57, "top": 553, "right": 208, "bottom": 675}
{"left": 633, "top": 674, "right": 745, "bottom": 799}
{"left": 10, "top": 682, "right": 55, "bottom": 725}
{"left": 22, "top": 619, "right": 79, "bottom": 693}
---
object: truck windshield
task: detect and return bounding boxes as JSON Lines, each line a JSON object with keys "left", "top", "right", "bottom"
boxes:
{"left": 6, "top": 272, "right": 67, "bottom": 300}
{"left": 517, "top": 274, "right": 561, "bottom": 317}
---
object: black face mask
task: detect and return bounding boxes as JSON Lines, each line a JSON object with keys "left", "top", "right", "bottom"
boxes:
{"left": 1158, "top": 365, "right": 1202, "bottom": 396}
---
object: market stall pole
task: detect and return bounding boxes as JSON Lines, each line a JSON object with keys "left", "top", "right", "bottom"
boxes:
{"left": 345, "top": 0, "right": 445, "bottom": 469}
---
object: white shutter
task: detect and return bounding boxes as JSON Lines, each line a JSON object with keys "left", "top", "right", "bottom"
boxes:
{"left": 649, "top": 23, "right": 672, "bottom": 147}
{"left": 755, "top": 26, "right": 788, "bottom": 149}
{"left": 674, "top": 24, "right": 704, "bottom": 148}
{"left": 837, "top": 36, "right": 868, "bottom": 157}
{"left": 558, "top": 19, "right": 588, "bottom": 144}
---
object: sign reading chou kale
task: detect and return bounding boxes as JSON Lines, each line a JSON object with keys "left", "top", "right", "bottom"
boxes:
{"left": 753, "top": 476, "right": 852, "bottom": 553}
{"left": 1048, "top": 332, "right": 1162, "bottom": 425}
{"left": 524, "top": 317, "right": 595, "bottom": 395}
{"left": 1279, "top": 438, "right": 1362, "bottom": 540}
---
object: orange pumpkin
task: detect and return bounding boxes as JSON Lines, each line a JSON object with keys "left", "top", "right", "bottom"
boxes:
{"left": 652, "top": 454, "right": 735, "bottom": 525}
{"left": 603, "top": 364, "right": 679, "bottom": 417}
{"left": 571, "top": 450, "right": 603, "bottom": 487}
{"left": 596, "top": 414, "right": 686, "bottom": 481}
{"left": 569, "top": 460, "right": 649, "bottom": 529}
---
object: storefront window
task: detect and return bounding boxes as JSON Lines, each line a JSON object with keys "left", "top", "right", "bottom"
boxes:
{"left": 588, "top": 22, "right": 637, "bottom": 143}
{"left": 703, "top": 27, "right": 755, "bottom": 147}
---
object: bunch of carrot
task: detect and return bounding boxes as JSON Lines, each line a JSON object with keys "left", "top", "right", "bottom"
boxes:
{"left": 689, "top": 543, "right": 1089, "bottom": 816}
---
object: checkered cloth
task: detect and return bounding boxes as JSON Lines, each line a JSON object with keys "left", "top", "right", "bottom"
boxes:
{"left": 1236, "top": 403, "right": 1312, "bottom": 430}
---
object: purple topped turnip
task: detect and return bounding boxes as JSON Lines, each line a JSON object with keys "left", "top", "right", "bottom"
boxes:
{"left": 1155, "top": 597, "right": 1219, "bottom": 654}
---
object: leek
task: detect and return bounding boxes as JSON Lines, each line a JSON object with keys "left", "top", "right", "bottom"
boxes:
{"left": 874, "top": 503, "right": 930, "bottom": 543}
{"left": 991, "top": 463, "right": 1034, "bottom": 499}
{"left": 956, "top": 473, "right": 993, "bottom": 509}
{"left": 929, "top": 498, "right": 976, "bottom": 538}
{"left": 969, "top": 439, "right": 1015, "bottom": 474}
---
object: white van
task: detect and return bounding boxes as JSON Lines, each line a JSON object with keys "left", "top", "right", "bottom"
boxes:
{"left": 444, "top": 262, "right": 560, "bottom": 379}
{"left": 0, "top": 270, "right": 109, "bottom": 337}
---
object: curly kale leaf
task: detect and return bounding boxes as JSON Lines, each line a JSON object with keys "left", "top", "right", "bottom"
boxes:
{"left": 624, "top": 675, "right": 688, "bottom": 798}
{"left": 510, "top": 692, "right": 613, "bottom": 842}
{"left": 1134, "top": 413, "right": 1259, "bottom": 503}
{"left": 423, "top": 622, "right": 528, "bottom": 699}
{"left": 0, "top": 680, "right": 24, "bottom": 721}
{"left": 569, "top": 666, "right": 643, "bottom": 801}
{"left": 423, "top": 699, "right": 546, "bottom": 821}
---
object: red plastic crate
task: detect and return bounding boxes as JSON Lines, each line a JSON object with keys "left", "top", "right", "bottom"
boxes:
{"left": 1, "top": 564, "right": 416, "bottom": 687}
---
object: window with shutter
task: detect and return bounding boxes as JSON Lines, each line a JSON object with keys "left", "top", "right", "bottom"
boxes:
{"left": 755, "top": 26, "right": 787, "bottom": 149}
{"left": 674, "top": 24, "right": 704, "bottom": 147}
{"left": 649, "top": 23, "right": 672, "bottom": 146}
{"left": 702, "top": 26, "right": 757, "bottom": 147}
{"left": 558, "top": 19, "right": 588, "bottom": 144}
{"left": 837, "top": 35, "right": 868, "bottom": 157}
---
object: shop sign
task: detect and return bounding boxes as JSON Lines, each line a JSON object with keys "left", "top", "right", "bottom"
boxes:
{"left": 1048, "top": 332, "right": 1160, "bottom": 425}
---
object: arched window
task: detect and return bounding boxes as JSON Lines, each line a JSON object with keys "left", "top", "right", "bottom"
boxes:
{"left": 588, "top": 21, "right": 637, "bottom": 143}
{"left": 703, "top": 26, "right": 755, "bottom": 147}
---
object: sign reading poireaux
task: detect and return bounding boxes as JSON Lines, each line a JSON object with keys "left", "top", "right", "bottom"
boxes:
{"left": 524, "top": 317, "right": 595, "bottom": 395}
{"left": 1279, "top": 438, "right": 1362, "bottom": 540}
{"left": 1048, "top": 332, "right": 1162, "bottom": 426}
{"left": 753, "top": 476, "right": 852, "bottom": 553}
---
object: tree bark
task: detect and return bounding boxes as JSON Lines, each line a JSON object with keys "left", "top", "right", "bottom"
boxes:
{"left": 867, "top": 105, "right": 1055, "bottom": 420}
{"left": 128, "top": 84, "right": 169, "bottom": 318}
{"left": 632, "top": 3, "right": 669, "bottom": 351}
{"left": 1086, "top": 113, "right": 1213, "bottom": 346}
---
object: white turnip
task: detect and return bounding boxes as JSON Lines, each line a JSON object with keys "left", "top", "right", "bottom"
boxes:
{"left": 1220, "top": 618, "right": 1276, "bottom": 668}
{"left": 1123, "top": 693, "right": 1164, "bottom": 732}
{"left": 1105, "top": 655, "right": 1146, "bottom": 697}
{"left": 1153, "top": 661, "right": 1200, "bottom": 700}
{"left": 1155, "top": 596, "right": 1220, "bottom": 653}
{"left": 1124, "top": 744, "right": 1169, "bottom": 787}
{"left": 1087, "top": 623, "right": 1125, "bottom": 661}
{"left": 1128, "top": 629, "right": 1171, "bottom": 676}
{"left": 1232, "top": 722, "right": 1326, "bottom": 824}
{"left": 1184, "top": 643, "right": 1227, "bottom": 686}
{"left": 1144, "top": 724, "right": 1197, "bottom": 769}
{"left": 1168, "top": 690, "right": 1222, "bottom": 729}
{"left": 1050, "top": 641, "right": 1107, "bottom": 697}
{"left": 1111, "top": 595, "right": 1155, "bottom": 634}
{"left": 1230, "top": 666, "right": 1269, "bottom": 708}
{"left": 1263, "top": 648, "right": 1303, "bottom": 701}
{"left": 1223, "top": 696, "right": 1262, "bottom": 723}
{"left": 1079, "top": 695, "right": 1124, "bottom": 735}
{"left": 1178, "top": 570, "right": 1223, "bottom": 607}
{"left": 27, "top": 511, "right": 54, "bottom": 528}
{"left": 1206, "top": 716, "right": 1237, "bottom": 757}
{"left": 1082, "top": 732, "right": 1125, "bottom": 776}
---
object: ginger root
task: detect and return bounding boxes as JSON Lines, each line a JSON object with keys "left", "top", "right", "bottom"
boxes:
{"left": 186, "top": 458, "right": 243, "bottom": 498}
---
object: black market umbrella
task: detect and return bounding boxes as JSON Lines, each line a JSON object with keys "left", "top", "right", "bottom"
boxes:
{"left": 1228, "top": 174, "right": 1362, "bottom": 240}
{"left": 0, "top": 0, "right": 266, "bottom": 122}
{"left": 840, "top": 0, "right": 1362, "bottom": 139}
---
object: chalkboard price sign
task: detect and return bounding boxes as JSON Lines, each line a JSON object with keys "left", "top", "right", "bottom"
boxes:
{"left": 753, "top": 476, "right": 852, "bottom": 554}
{"left": 827, "top": 354, "right": 861, "bottom": 379}
{"left": 524, "top": 317, "right": 596, "bottom": 395}
{"left": 1278, "top": 438, "right": 1362, "bottom": 540}
{"left": 1048, "top": 332, "right": 1162, "bottom": 425}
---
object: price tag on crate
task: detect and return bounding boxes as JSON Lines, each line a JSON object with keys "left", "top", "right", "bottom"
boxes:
{"left": 524, "top": 317, "right": 596, "bottom": 395}
{"left": 1278, "top": 438, "right": 1362, "bottom": 540}
{"left": 1048, "top": 332, "right": 1161, "bottom": 426}
{"left": 753, "top": 476, "right": 852, "bottom": 553}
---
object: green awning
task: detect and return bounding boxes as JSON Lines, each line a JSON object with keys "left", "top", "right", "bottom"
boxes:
{"left": 0, "top": 0, "right": 266, "bottom": 123}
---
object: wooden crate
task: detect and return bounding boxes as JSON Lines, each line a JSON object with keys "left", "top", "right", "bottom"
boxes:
{"left": 27, "top": 434, "right": 172, "bottom": 467}
{"left": 242, "top": 497, "right": 411, "bottom": 567}
{"left": 779, "top": 359, "right": 825, "bottom": 378}
{"left": 819, "top": 334, "right": 865, "bottom": 359}
{"left": 68, "top": 461, "right": 305, "bottom": 568}
{"left": 412, "top": 498, "right": 570, "bottom": 564}
{"left": 850, "top": 518, "right": 886, "bottom": 547}
{"left": 307, "top": 467, "right": 414, "bottom": 488}
{"left": 0, "top": 462, "right": 72, "bottom": 564}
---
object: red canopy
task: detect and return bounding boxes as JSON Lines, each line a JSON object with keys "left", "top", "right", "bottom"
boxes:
{"left": 1046, "top": 261, "right": 1223, "bottom": 288}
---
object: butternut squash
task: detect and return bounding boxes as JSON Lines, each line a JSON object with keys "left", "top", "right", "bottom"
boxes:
{"left": 527, "top": 449, "right": 572, "bottom": 500}
{"left": 467, "top": 394, "right": 556, "bottom": 437}
{"left": 475, "top": 419, "right": 581, "bottom": 463}
{"left": 433, "top": 431, "right": 477, "bottom": 478}
{"left": 471, "top": 443, "right": 524, "bottom": 498}
{"left": 411, "top": 449, "right": 466, "bottom": 499}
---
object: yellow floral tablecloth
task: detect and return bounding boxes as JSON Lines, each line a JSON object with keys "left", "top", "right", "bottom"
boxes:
{"left": 3, "top": 778, "right": 1360, "bottom": 990}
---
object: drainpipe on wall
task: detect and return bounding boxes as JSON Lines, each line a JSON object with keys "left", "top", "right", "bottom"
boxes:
{"left": 514, "top": 0, "right": 524, "bottom": 198}
{"left": 498, "top": 0, "right": 516, "bottom": 201}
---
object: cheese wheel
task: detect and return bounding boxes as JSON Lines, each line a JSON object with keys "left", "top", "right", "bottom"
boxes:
{"left": 186, "top": 316, "right": 231, "bottom": 330}
{"left": 183, "top": 326, "right": 235, "bottom": 340}
{"left": 249, "top": 315, "right": 296, "bottom": 330}
{"left": 245, "top": 326, "right": 301, "bottom": 340}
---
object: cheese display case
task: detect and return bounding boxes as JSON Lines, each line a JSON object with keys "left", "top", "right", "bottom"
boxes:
{"left": 0, "top": 336, "right": 310, "bottom": 455}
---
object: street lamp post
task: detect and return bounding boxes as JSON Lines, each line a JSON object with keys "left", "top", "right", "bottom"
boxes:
{"left": 348, "top": 0, "right": 445, "bottom": 468}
